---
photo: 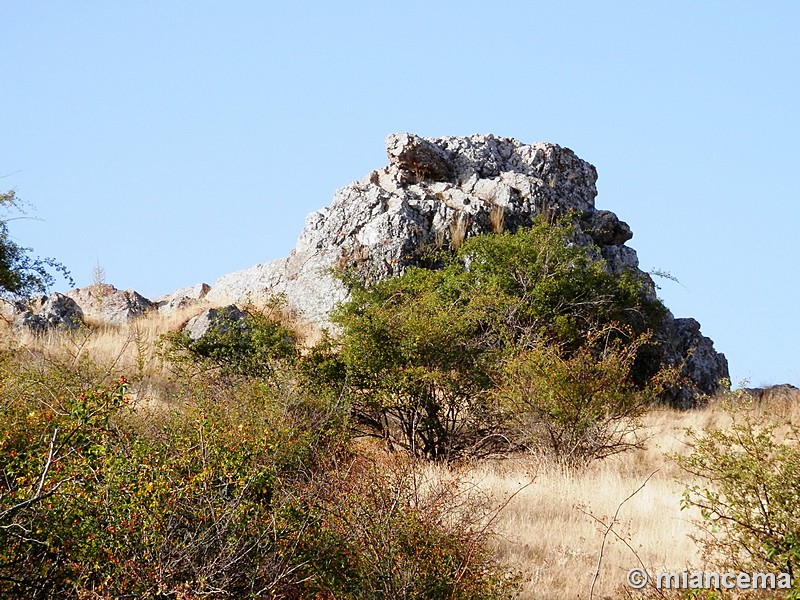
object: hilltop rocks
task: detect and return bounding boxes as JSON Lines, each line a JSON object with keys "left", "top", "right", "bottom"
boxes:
{"left": 387, "top": 132, "right": 456, "bottom": 183}
{"left": 66, "top": 284, "right": 153, "bottom": 325}
{"left": 14, "top": 293, "right": 84, "bottom": 332}
{"left": 165, "top": 133, "right": 732, "bottom": 406}
{"left": 204, "top": 133, "right": 609, "bottom": 320}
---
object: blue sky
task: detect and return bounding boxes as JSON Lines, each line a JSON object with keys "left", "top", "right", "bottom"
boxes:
{"left": 1, "top": 2, "right": 797, "bottom": 387}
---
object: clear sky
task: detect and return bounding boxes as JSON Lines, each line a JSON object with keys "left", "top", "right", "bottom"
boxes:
{"left": 2, "top": 2, "right": 797, "bottom": 388}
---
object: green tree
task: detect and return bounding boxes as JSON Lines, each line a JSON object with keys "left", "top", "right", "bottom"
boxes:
{"left": 0, "top": 190, "right": 72, "bottom": 297}
{"left": 330, "top": 215, "right": 666, "bottom": 460}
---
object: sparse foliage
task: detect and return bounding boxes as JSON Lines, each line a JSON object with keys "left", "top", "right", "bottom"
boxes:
{"left": 498, "top": 327, "right": 676, "bottom": 466}
{"left": 0, "top": 190, "right": 72, "bottom": 297}
{"left": 677, "top": 403, "right": 800, "bottom": 595}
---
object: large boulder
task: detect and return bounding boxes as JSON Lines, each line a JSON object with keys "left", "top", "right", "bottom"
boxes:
{"left": 14, "top": 293, "right": 84, "bottom": 333}
{"left": 204, "top": 133, "right": 605, "bottom": 320}
{"left": 183, "top": 132, "right": 728, "bottom": 406}
{"left": 66, "top": 284, "right": 153, "bottom": 325}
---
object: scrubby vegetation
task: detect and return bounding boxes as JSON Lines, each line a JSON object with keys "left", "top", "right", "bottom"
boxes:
{"left": 328, "top": 215, "right": 671, "bottom": 462}
{"left": 0, "top": 210, "right": 797, "bottom": 598}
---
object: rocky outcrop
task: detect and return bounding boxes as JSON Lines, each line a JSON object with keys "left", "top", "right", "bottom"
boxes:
{"left": 155, "top": 283, "right": 211, "bottom": 315}
{"left": 175, "top": 133, "right": 728, "bottom": 406}
{"left": 743, "top": 383, "right": 800, "bottom": 403}
{"left": 661, "top": 317, "right": 731, "bottom": 408}
{"left": 66, "top": 284, "right": 153, "bottom": 325}
{"left": 14, "top": 293, "right": 84, "bottom": 333}
{"left": 203, "top": 133, "right": 612, "bottom": 318}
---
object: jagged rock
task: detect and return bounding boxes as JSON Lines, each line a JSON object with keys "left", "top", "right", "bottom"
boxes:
{"left": 584, "top": 210, "right": 633, "bottom": 246}
{"left": 155, "top": 283, "right": 211, "bottom": 315}
{"left": 386, "top": 132, "right": 455, "bottom": 183}
{"left": 183, "top": 305, "right": 248, "bottom": 341}
{"left": 204, "top": 133, "right": 604, "bottom": 319}
{"left": 66, "top": 284, "right": 153, "bottom": 325}
{"left": 659, "top": 317, "right": 730, "bottom": 408}
{"left": 187, "top": 132, "right": 728, "bottom": 406}
{"left": 14, "top": 293, "right": 84, "bottom": 332}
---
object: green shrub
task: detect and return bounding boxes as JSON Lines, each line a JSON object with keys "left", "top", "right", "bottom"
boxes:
{"left": 163, "top": 305, "right": 297, "bottom": 380}
{"left": 677, "top": 403, "right": 800, "bottom": 595}
{"left": 0, "top": 349, "right": 516, "bottom": 598}
{"left": 330, "top": 216, "right": 666, "bottom": 461}
{"left": 497, "top": 326, "right": 676, "bottom": 466}
{"left": 0, "top": 355, "right": 348, "bottom": 597}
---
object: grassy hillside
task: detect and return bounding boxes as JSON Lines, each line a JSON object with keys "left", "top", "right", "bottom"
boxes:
{"left": 1, "top": 305, "right": 798, "bottom": 598}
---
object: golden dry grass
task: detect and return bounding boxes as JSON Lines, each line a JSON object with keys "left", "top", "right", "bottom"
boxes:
{"left": 450, "top": 396, "right": 800, "bottom": 599}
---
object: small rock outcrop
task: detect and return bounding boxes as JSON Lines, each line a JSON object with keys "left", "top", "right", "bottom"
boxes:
{"left": 172, "top": 133, "right": 729, "bottom": 406}
{"left": 155, "top": 283, "right": 211, "bottom": 315}
{"left": 14, "top": 293, "right": 84, "bottom": 332}
{"left": 743, "top": 383, "right": 800, "bottom": 402}
{"left": 183, "top": 305, "right": 248, "bottom": 341}
{"left": 66, "top": 284, "right": 153, "bottom": 325}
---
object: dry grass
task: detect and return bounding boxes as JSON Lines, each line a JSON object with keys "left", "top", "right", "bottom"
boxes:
{"left": 1, "top": 300, "right": 321, "bottom": 410}
{"left": 490, "top": 202, "right": 506, "bottom": 234}
{"left": 449, "top": 213, "right": 469, "bottom": 249}
{"left": 445, "top": 397, "right": 800, "bottom": 599}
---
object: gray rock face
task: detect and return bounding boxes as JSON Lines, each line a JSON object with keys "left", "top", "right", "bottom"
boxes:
{"left": 661, "top": 316, "right": 731, "bottom": 408}
{"left": 14, "top": 293, "right": 84, "bottom": 332}
{"left": 190, "top": 132, "right": 728, "bottom": 406}
{"left": 183, "top": 305, "right": 248, "bottom": 342}
{"left": 66, "top": 284, "right": 153, "bottom": 325}
{"left": 204, "top": 133, "right": 608, "bottom": 320}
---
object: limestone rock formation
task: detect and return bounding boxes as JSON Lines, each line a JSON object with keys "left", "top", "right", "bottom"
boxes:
{"left": 178, "top": 133, "right": 728, "bottom": 406}
{"left": 66, "top": 284, "right": 153, "bottom": 325}
{"left": 14, "top": 293, "right": 84, "bottom": 332}
{"left": 203, "top": 133, "right": 611, "bottom": 319}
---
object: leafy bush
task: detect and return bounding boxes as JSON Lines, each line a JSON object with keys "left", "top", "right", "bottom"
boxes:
{"left": 0, "top": 350, "right": 516, "bottom": 598}
{"left": 332, "top": 266, "right": 501, "bottom": 460}
{"left": 0, "top": 190, "right": 72, "bottom": 297}
{"left": 330, "top": 216, "right": 666, "bottom": 461}
{"left": 497, "top": 326, "right": 676, "bottom": 466}
{"left": 677, "top": 403, "right": 800, "bottom": 595}
{"left": 163, "top": 305, "right": 297, "bottom": 380}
